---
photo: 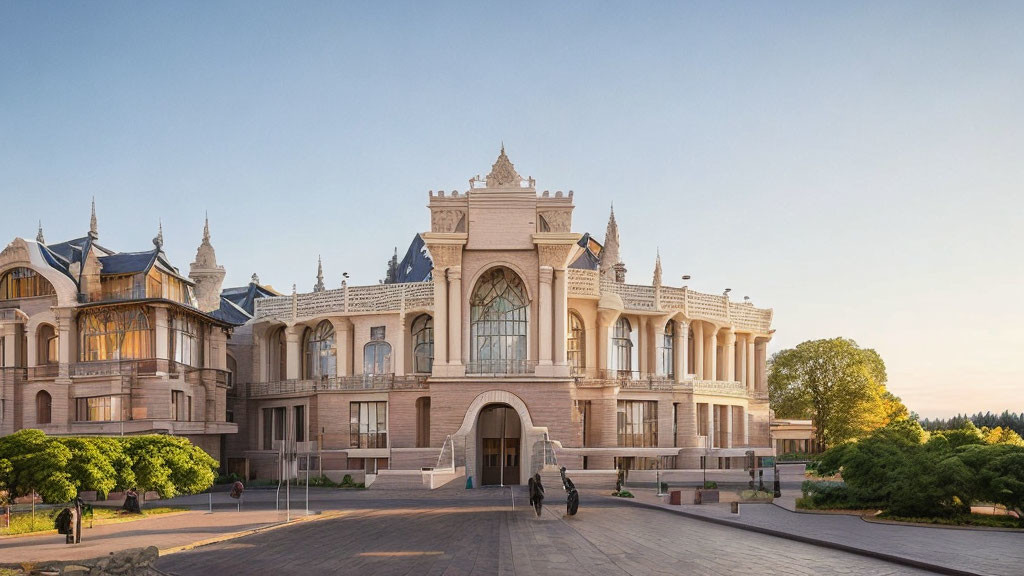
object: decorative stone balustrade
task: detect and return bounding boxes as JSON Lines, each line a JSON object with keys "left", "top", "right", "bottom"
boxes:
{"left": 565, "top": 269, "right": 772, "bottom": 333}
{"left": 255, "top": 281, "right": 434, "bottom": 320}
{"left": 248, "top": 374, "right": 428, "bottom": 398}
{"left": 692, "top": 379, "right": 748, "bottom": 397}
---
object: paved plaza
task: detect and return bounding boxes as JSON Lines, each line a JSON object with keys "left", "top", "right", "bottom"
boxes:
{"left": 156, "top": 489, "right": 935, "bottom": 576}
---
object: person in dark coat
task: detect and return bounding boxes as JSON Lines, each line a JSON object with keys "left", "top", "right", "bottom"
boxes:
{"left": 528, "top": 473, "right": 544, "bottom": 517}
{"left": 123, "top": 487, "right": 141, "bottom": 514}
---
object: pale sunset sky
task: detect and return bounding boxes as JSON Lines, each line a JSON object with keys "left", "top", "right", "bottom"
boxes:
{"left": 2, "top": 2, "right": 1021, "bottom": 418}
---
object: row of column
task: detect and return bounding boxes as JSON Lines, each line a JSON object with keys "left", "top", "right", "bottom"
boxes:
{"left": 701, "top": 402, "right": 748, "bottom": 448}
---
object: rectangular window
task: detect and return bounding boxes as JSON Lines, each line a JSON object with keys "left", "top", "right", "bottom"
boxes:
{"left": 616, "top": 400, "right": 658, "bottom": 448}
{"left": 350, "top": 401, "right": 387, "bottom": 448}
{"left": 171, "top": 390, "right": 185, "bottom": 421}
{"left": 294, "top": 405, "right": 305, "bottom": 442}
{"left": 262, "top": 406, "right": 287, "bottom": 450}
{"left": 76, "top": 395, "right": 128, "bottom": 422}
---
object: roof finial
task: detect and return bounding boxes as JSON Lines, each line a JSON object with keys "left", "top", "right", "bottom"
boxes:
{"left": 486, "top": 143, "right": 521, "bottom": 187}
{"left": 251, "top": 272, "right": 260, "bottom": 284}
{"left": 653, "top": 249, "right": 662, "bottom": 287}
{"left": 600, "top": 203, "right": 623, "bottom": 282}
{"left": 313, "top": 255, "right": 326, "bottom": 292}
{"left": 89, "top": 197, "right": 98, "bottom": 239}
{"left": 153, "top": 219, "right": 164, "bottom": 249}
{"left": 36, "top": 220, "right": 45, "bottom": 244}
{"left": 203, "top": 211, "right": 210, "bottom": 243}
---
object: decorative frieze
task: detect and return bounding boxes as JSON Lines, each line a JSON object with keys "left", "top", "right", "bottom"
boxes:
{"left": 430, "top": 209, "right": 466, "bottom": 233}
{"left": 255, "top": 281, "right": 434, "bottom": 320}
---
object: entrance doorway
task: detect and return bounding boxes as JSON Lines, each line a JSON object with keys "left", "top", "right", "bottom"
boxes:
{"left": 477, "top": 404, "right": 521, "bottom": 485}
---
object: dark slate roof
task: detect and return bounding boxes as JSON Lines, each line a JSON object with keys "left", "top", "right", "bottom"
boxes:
{"left": 569, "top": 232, "right": 602, "bottom": 270}
{"left": 209, "top": 297, "right": 253, "bottom": 325}
{"left": 98, "top": 250, "right": 158, "bottom": 275}
{"left": 221, "top": 282, "right": 277, "bottom": 316}
{"left": 395, "top": 234, "right": 433, "bottom": 283}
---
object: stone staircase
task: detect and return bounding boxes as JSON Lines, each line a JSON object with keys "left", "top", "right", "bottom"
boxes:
{"left": 367, "top": 468, "right": 466, "bottom": 490}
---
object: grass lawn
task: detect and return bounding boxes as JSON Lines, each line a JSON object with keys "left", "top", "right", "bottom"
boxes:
{"left": 1, "top": 506, "right": 187, "bottom": 536}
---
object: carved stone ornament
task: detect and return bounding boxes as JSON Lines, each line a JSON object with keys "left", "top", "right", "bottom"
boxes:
{"left": 431, "top": 209, "right": 466, "bottom": 233}
{"left": 0, "top": 238, "right": 31, "bottom": 268}
{"left": 537, "top": 244, "right": 573, "bottom": 269}
{"left": 486, "top": 145, "right": 522, "bottom": 187}
{"left": 538, "top": 210, "right": 571, "bottom": 233}
{"left": 427, "top": 244, "right": 462, "bottom": 269}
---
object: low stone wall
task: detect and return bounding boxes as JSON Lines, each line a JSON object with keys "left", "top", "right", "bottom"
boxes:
{"left": 0, "top": 546, "right": 159, "bottom": 575}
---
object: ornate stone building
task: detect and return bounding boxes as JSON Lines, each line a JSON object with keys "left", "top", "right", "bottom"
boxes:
{"left": 0, "top": 205, "right": 270, "bottom": 461}
{"left": 228, "top": 147, "right": 775, "bottom": 486}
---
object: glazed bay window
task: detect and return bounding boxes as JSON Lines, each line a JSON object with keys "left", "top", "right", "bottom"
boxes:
{"left": 79, "top": 308, "right": 154, "bottom": 362}
{"left": 611, "top": 317, "right": 633, "bottom": 376}
{"left": 170, "top": 312, "right": 202, "bottom": 367}
{"left": 303, "top": 321, "right": 336, "bottom": 379}
{"left": 76, "top": 395, "right": 129, "bottom": 422}
{"left": 411, "top": 315, "right": 433, "bottom": 373}
{"left": 469, "top": 267, "right": 528, "bottom": 373}
{"left": 617, "top": 400, "right": 658, "bottom": 447}
{"left": 0, "top": 267, "right": 55, "bottom": 299}
{"left": 567, "top": 312, "right": 586, "bottom": 375}
{"left": 659, "top": 321, "right": 674, "bottom": 378}
{"left": 350, "top": 401, "right": 387, "bottom": 448}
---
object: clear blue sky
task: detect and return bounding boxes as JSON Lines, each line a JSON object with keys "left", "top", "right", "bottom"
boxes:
{"left": 2, "top": 2, "right": 1022, "bottom": 418}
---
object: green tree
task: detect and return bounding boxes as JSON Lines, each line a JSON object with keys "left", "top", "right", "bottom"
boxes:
{"left": 122, "top": 436, "right": 216, "bottom": 499}
{"left": 769, "top": 338, "right": 904, "bottom": 449}
{"left": 58, "top": 437, "right": 117, "bottom": 499}
{"left": 0, "top": 429, "right": 76, "bottom": 503}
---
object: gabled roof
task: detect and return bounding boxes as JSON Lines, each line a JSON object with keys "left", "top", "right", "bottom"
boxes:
{"left": 395, "top": 234, "right": 433, "bottom": 283}
{"left": 98, "top": 250, "right": 159, "bottom": 275}
{"left": 212, "top": 281, "right": 278, "bottom": 325}
{"left": 569, "top": 232, "right": 602, "bottom": 270}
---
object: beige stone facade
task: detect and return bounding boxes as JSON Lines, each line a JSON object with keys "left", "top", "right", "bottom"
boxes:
{"left": 231, "top": 148, "right": 776, "bottom": 485}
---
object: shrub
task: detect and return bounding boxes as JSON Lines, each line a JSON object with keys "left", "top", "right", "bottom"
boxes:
{"left": 702, "top": 481, "right": 718, "bottom": 490}
{"left": 659, "top": 482, "right": 669, "bottom": 493}
{"left": 801, "top": 480, "right": 852, "bottom": 508}
{"left": 612, "top": 490, "right": 634, "bottom": 498}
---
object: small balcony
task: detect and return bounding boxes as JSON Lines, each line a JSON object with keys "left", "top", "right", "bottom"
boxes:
{"left": 248, "top": 374, "right": 428, "bottom": 398}
{"left": 464, "top": 359, "right": 537, "bottom": 375}
{"left": 69, "top": 359, "right": 186, "bottom": 378}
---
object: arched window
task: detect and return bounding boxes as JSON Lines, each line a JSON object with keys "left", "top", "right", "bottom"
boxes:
{"left": 303, "top": 321, "right": 336, "bottom": 379}
{"left": 660, "top": 321, "right": 674, "bottom": 378}
{"left": 363, "top": 341, "right": 392, "bottom": 376}
{"left": 0, "top": 267, "right": 55, "bottom": 300}
{"left": 37, "top": 324, "right": 58, "bottom": 365}
{"left": 567, "top": 312, "right": 586, "bottom": 375}
{"left": 412, "top": 315, "right": 433, "bottom": 374}
{"left": 79, "top": 308, "right": 153, "bottom": 362}
{"left": 612, "top": 317, "right": 633, "bottom": 375}
{"left": 470, "top": 267, "right": 528, "bottom": 373}
{"left": 267, "top": 327, "right": 286, "bottom": 381}
{"left": 36, "top": 390, "right": 52, "bottom": 424}
{"left": 170, "top": 312, "right": 202, "bottom": 367}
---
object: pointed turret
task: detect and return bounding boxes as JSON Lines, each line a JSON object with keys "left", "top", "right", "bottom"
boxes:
{"left": 189, "top": 214, "right": 226, "bottom": 312}
{"left": 36, "top": 221, "right": 45, "bottom": 244}
{"left": 88, "top": 197, "right": 98, "bottom": 240}
{"left": 485, "top": 143, "right": 522, "bottom": 187}
{"left": 313, "top": 256, "right": 326, "bottom": 292}
{"left": 653, "top": 250, "right": 662, "bottom": 287}
{"left": 600, "top": 204, "right": 625, "bottom": 283}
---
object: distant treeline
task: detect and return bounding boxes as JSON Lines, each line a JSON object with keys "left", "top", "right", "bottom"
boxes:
{"left": 920, "top": 411, "right": 1023, "bottom": 436}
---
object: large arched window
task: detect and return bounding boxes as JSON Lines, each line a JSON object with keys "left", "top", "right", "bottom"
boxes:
{"left": 363, "top": 341, "right": 392, "bottom": 376}
{"left": 470, "top": 267, "right": 528, "bottom": 373}
{"left": 0, "top": 267, "right": 55, "bottom": 300}
{"left": 79, "top": 308, "right": 153, "bottom": 362}
{"left": 303, "top": 321, "right": 336, "bottom": 379}
{"left": 660, "top": 321, "right": 674, "bottom": 378}
{"left": 567, "top": 311, "right": 586, "bottom": 375}
{"left": 36, "top": 390, "right": 52, "bottom": 424}
{"left": 612, "top": 317, "right": 633, "bottom": 375}
{"left": 412, "top": 315, "right": 433, "bottom": 374}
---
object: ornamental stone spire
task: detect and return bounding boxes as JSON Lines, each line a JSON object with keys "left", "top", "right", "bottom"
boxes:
{"left": 653, "top": 250, "right": 662, "bottom": 287}
{"left": 313, "top": 256, "right": 326, "bottom": 292}
{"left": 89, "top": 197, "right": 98, "bottom": 239}
{"left": 153, "top": 220, "right": 164, "bottom": 249}
{"left": 485, "top": 143, "right": 522, "bottom": 187}
{"left": 36, "top": 221, "right": 45, "bottom": 244}
{"left": 189, "top": 214, "right": 226, "bottom": 312}
{"left": 600, "top": 204, "right": 624, "bottom": 283}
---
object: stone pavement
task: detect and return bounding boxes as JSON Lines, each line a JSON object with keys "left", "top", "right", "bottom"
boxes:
{"left": 0, "top": 509, "right": 295, "bottom": 562}
{"left": 157, "top": 493, "right": 933, "bottom": 576}
{"left": 628, "top": 489, "right": 1024, "bottom": 576}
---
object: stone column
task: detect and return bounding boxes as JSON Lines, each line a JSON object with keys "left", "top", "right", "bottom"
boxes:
{"left": 746, "top": 337, "right": 756, "bottom": 392}
{"left": 692, "top": 321, "right": 704, "bottom": 379}
{"left": 637, "top": 316, "right": 648, "bottom": 378}
{"left": 596, "top": 309, "right": 617, "bottom": 378}
{"left": 707, "top": 403, "right": 716, "bottom": 448}
{"left": 553, "top": 268, "right": 568, "bottom": 367}
{"left": 447, "top": 267, "right": 462, "bottom": 368}
{"left": 538, "top": 266, "right": 553, "bottom": 368}
{"left": 673, "top": 320, "right": 685, "bottom": 383}
{"left": 724, "top": 405, "right": 733, "bottom": 449}
{"left": 285, "top": 325, "right": 302, "bottom": 380}
{"left": 154, "top": 307, "right": 169, "bottom": 361}
{"left": 653, "top": 319, "right": 666, "bottom": 376}
{"left": 723, "top": 329, "right": 736, "bottom": 382}
{"left": 741, "top": 406, "right": 749, "bottom": 445}
{"left": 394, "top": 314, "right": 406, "bottom": 376}
{"left": 55, "top": 308, "right": 74, "bottom": 378}
{"left": 432, "top": 273, "right": 448, "bottom": 370}
{"left": 1, "top": 324, "right": 17, "bottom": 367}
{"left": 332, "top": 319, "right": 353, "bottom": 377}
{"left": 705, "top": 328, "right": 718, "bottom": 381}
{"left": 755, "top": 340, "right": 767, "bottom": 392}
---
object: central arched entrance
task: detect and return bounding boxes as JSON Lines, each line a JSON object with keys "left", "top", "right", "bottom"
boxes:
{"left": 477, "top": 403, "right": 522, "bottom": 485}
